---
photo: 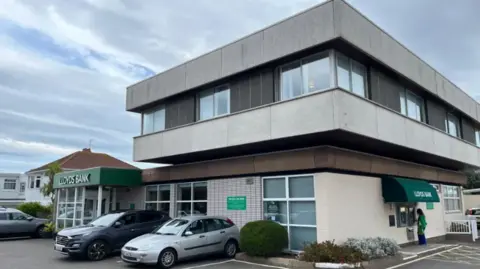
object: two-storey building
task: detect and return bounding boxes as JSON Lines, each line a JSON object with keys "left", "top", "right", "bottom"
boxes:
{"left": 0, "top": 173, "right": 26, "bottom": 207}
{"left": 126, "top": 0, "right": 480, "bottom": 250}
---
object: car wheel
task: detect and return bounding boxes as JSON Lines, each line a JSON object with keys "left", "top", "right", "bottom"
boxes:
{"left": 224, "top": 240, "right": 238, "bottom": 258}
{"left": 86, "top": 240, "right": 110, "bottom": 261}
{"left": 34, "top": 225, "right": 45, "bottom": 238}
{"left": 157, "top": 248, "right": 176, "bottom": 269}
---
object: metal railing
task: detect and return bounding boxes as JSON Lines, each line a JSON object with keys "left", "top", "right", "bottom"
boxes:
{"left": 445, "top": 219, "right": 478, "bottom": 242}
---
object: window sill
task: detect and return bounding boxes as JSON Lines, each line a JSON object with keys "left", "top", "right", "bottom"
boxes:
{"left": 445, "top": 210, "right": 462, "bottom": 214}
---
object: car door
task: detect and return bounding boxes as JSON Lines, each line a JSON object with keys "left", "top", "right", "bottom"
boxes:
{"left": 204, "top": 219, "right": 227, "bottom": 253}
{"left": 0, "top": 213, "right": 12, "bottom": 235}
{"left": 136, "top": 211, "right": 164, "bottom": 235}
{"left": 112, "top": 213, "right": 139, "bottom": 249}
{"left": 8, "top": 212, "right": 34, "bottom": 234}
{"left": 178, "top": 220, "right": 208, "bottom": 258}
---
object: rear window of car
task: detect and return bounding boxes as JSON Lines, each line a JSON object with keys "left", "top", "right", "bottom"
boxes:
{"left": 220, "top": 219, "right": 233, "bottom": 228}
{"left": 0, "top": 213, "right": 6, "bottom": 220}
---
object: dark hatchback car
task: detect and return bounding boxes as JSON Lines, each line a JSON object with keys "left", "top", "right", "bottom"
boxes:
{"left": 54, "top": 210, "right": 171, "bottom": 261}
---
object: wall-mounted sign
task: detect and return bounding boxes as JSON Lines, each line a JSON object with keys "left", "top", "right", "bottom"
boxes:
{"left": 413, "top": 191, "right": 433, "bottom": 198}
{"left": 426, "top": 202, "right": 434, "bottom": 210}
{"left": 59, "top": 174, "right": 90, "bottom": 186}
{"left": 227, "top": 196, "right": 246, "bottom": 210}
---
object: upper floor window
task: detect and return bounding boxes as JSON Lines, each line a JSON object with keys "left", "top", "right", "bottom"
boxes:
{"left": 443, "top": 185, "right": 461, "bottom": 212}
{"left": 445, "top": 113, "right": 460, "bottom": 137}
{"left": 279, "top": 52, "right": 332, "bottom": 101}
{"left": 29, "top": 176, "right": 34, "bottom": 188}
{"left": 336, "top": 53, "right": 367, "bottom": 97}
{"left": 142, "top": 106, "right": 165, "bottom": 134}
{"left": 400, "top": 90, "right": 424, "bottom": 121}
{"left": 35, "top": 176, "right": 41, "bottom": 188}
{"left": 20, "top": 182, "right": 25, "bottom": 193}
{"left": 3, "top": 179, "right": 16, "bottom": 190}
{"left": 476, "top": 130, "right": 480, "bottom": 147}
{"left": 198, "top": 86, "right": 230, "bottom": 121}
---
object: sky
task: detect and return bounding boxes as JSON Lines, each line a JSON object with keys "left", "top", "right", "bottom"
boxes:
{"left": 0, "top": 0, "right": 479, "bottom": 173}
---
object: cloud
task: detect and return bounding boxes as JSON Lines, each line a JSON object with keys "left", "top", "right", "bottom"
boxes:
{"left": 0, "top": 0, "right": 479, "bottom": 173}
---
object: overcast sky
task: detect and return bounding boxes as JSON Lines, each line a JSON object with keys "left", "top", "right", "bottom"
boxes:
{"left": 0, "top": 0, "right": 479, "bottom": 173}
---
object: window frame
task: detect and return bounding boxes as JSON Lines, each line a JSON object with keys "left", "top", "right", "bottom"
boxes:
{"left": 334, "top": 51, "right": 368, "bottom": 98}
{"left": 20, "top": 182, "right": 25, "bottom": 193}
{"left": 3, "top": 179, "right": 17, "bottom": 191}
{"left": 443, "top": 185, "right": 462, "bottom": 213}
{"left": 142, "top": 105, "right": 166, "bottom": 135}
{"left": 262, "top": 174, "right": 316, "bottom": 252}
{"left": 277, "top": 50, "right": 335, "bottom": 102}
{"left": 175, "top": 182, "right": 208, "bottom": 217}
{"left": 445, "top": 113, "right": 460, "bottom": 138}
{"left": 35, "top": 176, "right": 41, "bottom": 189}
{"left": 196, "top": 85, "right": 231, "bottom": 121}
{"left": 475, "top": 129, "right": 480, "bottom": 147}
{"left": 400, "top": 89, "right": 425, "bottom": 122}
{"left": 144, "top": 184, "right": 171, "bottom": 213}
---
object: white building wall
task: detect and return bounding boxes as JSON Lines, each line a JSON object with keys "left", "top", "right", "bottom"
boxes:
{"left": 315, "top": 173, "right": 446, "bottom": 245}
{"left": 0, "top": 173, "right": 26, "bottom": 206}
{"left": 207, "top": 177, "right": 263, "bottom": 228}
{"left": 24, "top": 172, "right": 51, "bottom": 205}
{"left": 116, "top": 186, "right": 146, "bottom": 210}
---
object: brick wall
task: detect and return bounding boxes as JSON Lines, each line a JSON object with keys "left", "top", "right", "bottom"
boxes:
{"left": 207, "top": 177, "right": 263, "bottom": 228}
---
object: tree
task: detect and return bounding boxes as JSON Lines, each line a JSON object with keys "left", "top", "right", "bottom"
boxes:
{"left": 465, "top": 171, "right": 480, "bottom": 189}
{"left": 41, "top": 162, "right": 62, "bottom": 203}
{"left": 41, "top": 162, "right": 62, "bottom": 222}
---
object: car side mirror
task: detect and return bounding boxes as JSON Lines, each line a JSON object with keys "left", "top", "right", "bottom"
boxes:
{"left": 184, "top": 231, "right": 193, "bottom": 237}
{"left": 113, "top": 221, "right": 123, "bottom": 228}
{"left": 27, "top": 217, "right": 34, "bottom": 221}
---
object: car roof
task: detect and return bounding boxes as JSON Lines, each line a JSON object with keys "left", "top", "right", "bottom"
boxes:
{"left": 176, "top": 215, "right": 229, "bottom": 221}
{"left": 108, "top": 209, "right": 169, "bottom": 215}
{"left": 0, "top": 207, "right": 21, "bottom": 213}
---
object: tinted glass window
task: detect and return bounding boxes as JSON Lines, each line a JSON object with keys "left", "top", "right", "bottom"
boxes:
{"left": 118, "top": 214, "right": 136, "bottom": 226}
{"left": 205, "top": 219, "right": 223, "bottom": 232}
{"left": 0, "top": 213, "right": 6, "bottom": 220}
{"left": 220, "top": 219, "right": 233, "bottom": 228}
{"left": 187, "top": 220, "right": 206, "bottom": 235}
{"left": 138, "top": 212, "right": 165, "bottom": 223}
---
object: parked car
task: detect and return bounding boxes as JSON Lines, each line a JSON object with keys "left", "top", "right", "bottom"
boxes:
{"left": 54, "top": 209, "right": 171, "bottom": 261}
{"left": 0, "top": 206, "right": 48, "bottom": 238}
{"left": 121, "top": 215, "right": 239, "bottom": 269}
{"left": 465, "top": 207, "right": 480, "bottom": 225}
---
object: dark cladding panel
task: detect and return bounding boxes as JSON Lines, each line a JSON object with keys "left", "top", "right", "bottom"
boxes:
{"left": 426, "top": 100, "right": 447, "bottom": 131}
{"left": 238, "top": 77, "right": 251, "bottom": 111}
{"left": 261, "top": 69, "right": 274, "bottom": 105}
{"left": 369, "top": 68, "right": 402, "bottom": 112}
{"left": 165, "top": 101, "right": 179, "bottom": 129}
{"left": 230, "top": 80, "right": 241, "bottom": 113}
{"left": 177, "top": 95, "right": 195, "bottom": 126}
{"left": 250, "top": 73, "right": 262, "bottom": 108}
{"left": 461, "top": 117, "right": 476, "bottom": 144}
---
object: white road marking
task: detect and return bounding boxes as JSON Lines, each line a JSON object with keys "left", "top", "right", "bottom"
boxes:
{"left": 233, "top": 260, "right": 289, "bottom": 269}
{"left": 182, "top": 260, "right": 235, "bottom": 269}
{"left": 385, "top": 245, "right": 462, "bottom": 269}
{"left": 427, "top": 258, "right": 473, "bottom": 265}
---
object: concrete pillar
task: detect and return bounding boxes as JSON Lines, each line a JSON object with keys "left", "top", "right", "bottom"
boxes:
{"left": 112, "top": 188, "right": 117, "bottom": 211}
{"left": 97, "top": 185, "right": 103, "bottom": 217}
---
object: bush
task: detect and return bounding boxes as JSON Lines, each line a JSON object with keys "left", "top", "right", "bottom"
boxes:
{"left": 343, "top": 237, "right": 400, "bottom": 260}
{"left": 300, "top": 240, "right": 365, "bottom": 264}
{"left": 43, "top": 222, "right": 56, "bottom": 233}
{"left": 17, "top": 202, "right": 52, "bottom": 218}
{"left": 240, "top": 220, "right": 288, "bottom": 257}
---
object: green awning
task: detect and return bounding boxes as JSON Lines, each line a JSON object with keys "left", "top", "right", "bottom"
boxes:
{"left": 381, "top": 176, "right": 440, "bottom": 203}
{"left": 53, "top": 167, "right": 142, "bottom": 189}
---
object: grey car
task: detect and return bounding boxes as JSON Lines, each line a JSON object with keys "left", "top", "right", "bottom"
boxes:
{"left": 0, "top": 207, "right": 47, "bottom": 238}
{"left": 121, "top": 215, "right": 240, "bottom": 269}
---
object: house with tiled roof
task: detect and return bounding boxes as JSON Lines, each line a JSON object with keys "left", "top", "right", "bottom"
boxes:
{"left": 25, "top": 148, "right": 138, "bottom": 205}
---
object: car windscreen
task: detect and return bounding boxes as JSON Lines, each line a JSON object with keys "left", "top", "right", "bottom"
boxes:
{"left": 88, "top": 212, "right": 124, "bottom": 227}
{"left": 152, "top": 219, "right": 189, "bottom": 235}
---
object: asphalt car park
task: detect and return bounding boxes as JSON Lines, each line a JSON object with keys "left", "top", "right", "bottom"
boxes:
{"left": 0, "top": 238, "right": 283, "bottom": 269}
{"left": 390, "top": 245, "right": 480, "bottom": 269}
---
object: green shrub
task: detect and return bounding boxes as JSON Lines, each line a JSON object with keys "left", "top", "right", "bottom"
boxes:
{"left": 17, "top": 202, "right": 51, "bottom": 218}
{"left": 240, "top": 220, "right": 288, "bottom": 257}
{"left": 300, "top": 240, "right": 365, "bottom": 264}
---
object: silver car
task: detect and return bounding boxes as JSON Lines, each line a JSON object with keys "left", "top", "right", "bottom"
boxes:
{"left": 121, "top": 215, "right": 240, "bottom": 268}
{"left": 0, "top": 207, "right": 47, "bottom": 238}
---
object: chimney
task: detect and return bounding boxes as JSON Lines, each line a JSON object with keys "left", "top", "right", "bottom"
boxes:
{"left": 82, "top": 148, "right": 91, "bottom": 152}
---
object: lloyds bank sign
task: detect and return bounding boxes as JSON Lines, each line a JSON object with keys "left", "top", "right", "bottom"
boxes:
{"left": 59, "top": 174, "right": 91, "bottom": 185}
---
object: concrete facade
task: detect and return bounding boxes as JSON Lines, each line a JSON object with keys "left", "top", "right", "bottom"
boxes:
{"left": 126, "top": 0, "right": 480, "bottom": 127}
{"left": 134, "top": 89, "right": 480, "bottom": 167}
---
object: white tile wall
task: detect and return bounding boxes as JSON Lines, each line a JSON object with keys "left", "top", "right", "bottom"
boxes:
{"left": 207, "top": 177, "right": 263, "bottom": 228}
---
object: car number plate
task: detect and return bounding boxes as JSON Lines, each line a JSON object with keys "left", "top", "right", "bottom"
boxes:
{"left": 54, "top": 244, "right": 64, "bottom": 251}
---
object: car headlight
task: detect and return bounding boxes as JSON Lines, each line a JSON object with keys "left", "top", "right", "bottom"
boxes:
{"left": 72, "top": 231, "right": 93, "bottom": 238}
{"left": 138, "top": 244, "right": 155, "bottom": 251}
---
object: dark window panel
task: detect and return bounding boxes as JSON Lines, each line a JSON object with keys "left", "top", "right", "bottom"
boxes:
{"left": 369, "top": 68, "right": 401, "bottom": 112}
{"left": 250, "top": 73, "right": 262, "bottom": 108}
{"left": 178, "top": 95, "right": 195, "bottom": 126}
{"left": 229, "top": 80, "right": 241, "bottom": 113}
{"left": 461, "top": 117, "right": 476, "bottom": 144}
{"left": 261, "top": 70, "right": 274, "bottom": 105}
{"left": 238, "top": 77, "right": 251, "bottom": 111}
{"left": 426, "top": 100, "right": 447, "bottom": 131}
{"left": 165, "top": 101, "right": 179, "bottom": 129}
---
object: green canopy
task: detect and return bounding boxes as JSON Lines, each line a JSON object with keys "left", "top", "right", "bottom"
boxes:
{"left": 381, "top": 176, "right": 440, "bottom": 203}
